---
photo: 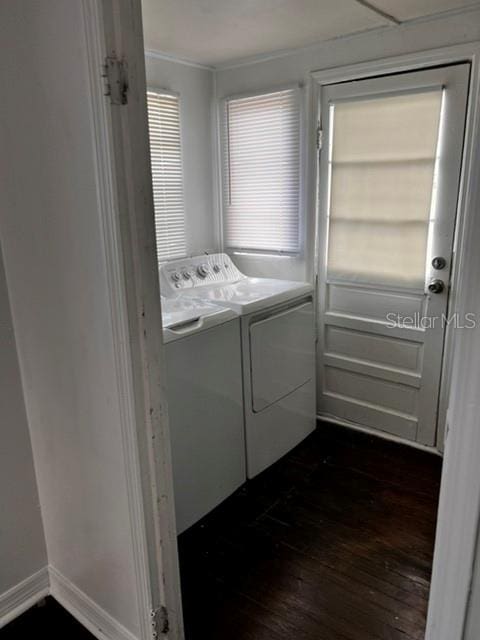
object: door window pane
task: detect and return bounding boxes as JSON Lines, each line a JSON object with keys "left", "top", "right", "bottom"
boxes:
{"left": 327, "top": 90, "right": 443, "bottom": 287}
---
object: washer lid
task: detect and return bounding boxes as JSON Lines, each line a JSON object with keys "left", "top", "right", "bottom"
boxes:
{"left": 161, "top": 297, "right": 236, "bottom": 342}
{"left": 179, "top": 277, "right": 313, "bottom": 315}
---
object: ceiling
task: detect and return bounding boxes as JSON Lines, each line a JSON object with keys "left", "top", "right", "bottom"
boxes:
{"left": 141, "top": 0, "right": 479, "bottom": 67}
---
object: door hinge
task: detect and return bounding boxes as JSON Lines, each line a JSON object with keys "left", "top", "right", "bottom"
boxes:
{"left": 102, "top": 54, "right": 128, "bottom": 105}
{"left": 150, "top": 606, "right": 169, "bottom": 637}
{"left": 316, "top": 125, "right": 323, "bottom": 150}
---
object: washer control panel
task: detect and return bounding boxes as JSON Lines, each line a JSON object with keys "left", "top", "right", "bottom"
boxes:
{"left": 160, "top": 253, "right": 244, "bottom": 295}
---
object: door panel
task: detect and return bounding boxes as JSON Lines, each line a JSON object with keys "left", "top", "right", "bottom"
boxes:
{"left": 327, "top": 283, "right": 426, "bottom": 321}
{"left": 325, "top": 326, "right": 422, "bottom": 372}
{"left": 317, "top": 64, "right": 469, "bottom": 446}
{"left": 324, "top": 367, "right": 418, "bottom": 414}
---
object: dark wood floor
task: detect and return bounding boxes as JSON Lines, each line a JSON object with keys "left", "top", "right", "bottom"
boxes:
{"left": 178, "top": 421, "right": 442, "bottom": 640}
{"left": 1, "top": 421, "right": 441, "bottom": 640}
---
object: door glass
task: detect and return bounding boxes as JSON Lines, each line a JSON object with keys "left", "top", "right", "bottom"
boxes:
{"left": 326, "top": 89, "right": 443, "bottom": 287}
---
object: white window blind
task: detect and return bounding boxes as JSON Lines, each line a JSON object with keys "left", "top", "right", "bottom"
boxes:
{"left": 147, "top": 91, "right": 187, "bottom": 262}
{"left": 223, "top": 88, "right": 301, "bottom": 253}
{"left": 327, "top": 90, "right": 443, "bottom": 287}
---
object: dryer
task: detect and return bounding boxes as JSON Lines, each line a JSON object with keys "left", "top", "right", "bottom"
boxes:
{"left": 160, "top": 255, "right": 316, "bottom": 478}
{"left": 161, "top": 296, "right": 245, "bottom": 532}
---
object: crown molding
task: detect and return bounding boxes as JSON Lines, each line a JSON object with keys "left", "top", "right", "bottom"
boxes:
{"left": 145, "top": 48, "right": 214, "bottom": 71}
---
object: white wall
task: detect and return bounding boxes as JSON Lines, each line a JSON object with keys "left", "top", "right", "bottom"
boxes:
{"left": 145, "top": 54, "right": 218, "bottom": 257}
{"left": 214, "top": 6, "right": 480, "bottom": 282}
{"left": 0, "top": 242, "right": 47, "bottom": 598}
{"left": 0, "top": 2, "right": 141, "bottom": 636}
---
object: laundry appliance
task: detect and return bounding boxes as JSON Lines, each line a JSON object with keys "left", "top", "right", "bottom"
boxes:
{"left": 161, "top": 295, "right": 245, "bottom": 533}
{"left": 160, "top": 254, "right": 316, "bottom": 478}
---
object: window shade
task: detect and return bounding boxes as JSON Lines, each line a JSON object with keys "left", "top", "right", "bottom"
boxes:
{"left": 223, "top": 88, "right": 301, "bottom": 253}
{"left": 147, "top": 91, "right": 187, "bottom": 262}
{"left": 327, "top": 90, "right": 443, "bottom": 287}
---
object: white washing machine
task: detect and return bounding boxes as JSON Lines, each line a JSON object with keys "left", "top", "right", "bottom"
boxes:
{"left": 161, "top": 296, "right": 245, "bottom": 533}
{"left": 160, "top": 254, "right": 316, "bottom": 478}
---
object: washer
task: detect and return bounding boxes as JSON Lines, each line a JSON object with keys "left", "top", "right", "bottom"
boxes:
{"left": 160, "top": 254, "right": 316, "bottom": 478}
{"left": 161, "top": 296, "right": 245, "bottom": 533}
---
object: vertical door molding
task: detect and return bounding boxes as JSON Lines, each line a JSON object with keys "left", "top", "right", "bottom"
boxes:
{"left": 80, "top": 1, "right": 183, "bottom": 638}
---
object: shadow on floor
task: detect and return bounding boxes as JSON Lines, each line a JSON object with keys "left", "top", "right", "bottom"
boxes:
{"left": 178, "top": 421, "right": 442, "bottom": 640}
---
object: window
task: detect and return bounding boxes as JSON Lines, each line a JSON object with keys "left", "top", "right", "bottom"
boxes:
{"left": 222, "top": 88, "right": 301, "bottom": 254}
{"left": 327, "top": 90, "right": 443, "bottom": 287}
{"left": 146, "top": 91, "right": 187, "bottom": 262}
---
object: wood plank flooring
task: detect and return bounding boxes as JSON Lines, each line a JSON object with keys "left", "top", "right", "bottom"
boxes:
{"left": 1, "top": 421, "right": 441, "bottom": 639}
{"left": 178, "top": 421, "right": 442, "bottom": 640}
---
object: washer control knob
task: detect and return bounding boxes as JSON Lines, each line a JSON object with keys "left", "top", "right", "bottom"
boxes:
{"left": 213, "top": 264, "right": 221, "bottom": 273}
{"left": 196, "top": 264, "right": 209, "bottom": 278}
{"left": 182, "top": 271, "right": 191, "bottom": 280}
{"left": 171, "top": 272, "right": 181, "bottom": 282}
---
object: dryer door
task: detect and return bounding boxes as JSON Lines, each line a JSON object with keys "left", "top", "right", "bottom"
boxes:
{"left": 250, "top": 300, "right": 315, "bottom": 412}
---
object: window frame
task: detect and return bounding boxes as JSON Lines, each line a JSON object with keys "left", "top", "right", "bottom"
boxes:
{"left": 146, "top": 86, "right": 188, "bottom": 263}
{"left": 218, "top": 83, "right": 306, "bottom": 258}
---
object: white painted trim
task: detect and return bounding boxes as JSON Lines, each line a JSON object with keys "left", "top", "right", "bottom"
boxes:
{"left": 49, "top": 566, "right": 137, "bottom": 640}
{"left": 425, "top": 42, "right": 480, "bottom": 640}
{"left": 310, "top": 41, "right": 478, "bottom": 84}
{"left": 93, "top": 1, "right": 184, "bottom": 637}
{"left": 318, "top": 413, "right": 442, "bottom": 456}
{"left": 80, "top": 2, "right": 154, "bottom": 638}
{"left": 311, "top": 41, "right": 480, "bottom": 640}
{"left": 145, "top": 48, "right": 214, "bottom": 71}
{"left": 215, "top": 4, "right": 480, "bottom": 70}
{"left": 0, "top": 568, "right": 49, "bottom": 628}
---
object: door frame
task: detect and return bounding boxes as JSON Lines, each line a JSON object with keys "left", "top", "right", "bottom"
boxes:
{"left": 80, "top": 1, "right": 184, "bottom": 638}
{"left": 312, "top": 49, "right": 474, "bottom": 453}
{"left": 78, "top": 3, "right": 480, "bottom": 637}
{"left": 311, "top": 42, "right": 480, "bottom": 640}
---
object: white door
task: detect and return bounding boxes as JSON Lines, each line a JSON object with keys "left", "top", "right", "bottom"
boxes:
{"left": 317, "top": 64, "right": 469, "bottom": 447}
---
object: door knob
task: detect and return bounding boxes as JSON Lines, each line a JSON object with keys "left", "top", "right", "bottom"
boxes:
{"left": 428, "top": 279, "right": 445, "bottom": 294}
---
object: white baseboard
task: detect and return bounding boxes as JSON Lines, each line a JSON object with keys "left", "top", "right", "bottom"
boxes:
{"left": 49, "top": 566, "right": 138, "bottom": 640}
{"left": 0, "top": 567, "right": 49, "bottom": 628}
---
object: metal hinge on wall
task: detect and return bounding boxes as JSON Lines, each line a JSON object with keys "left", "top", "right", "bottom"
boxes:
{"left": 316, "top": 125, "right": 323, "bottom": 150}
{"left": 150, "top": 606, "right": 169, "bottom": 637}
{"left": 102, "top": 54, "right": 129, "bottom": 105}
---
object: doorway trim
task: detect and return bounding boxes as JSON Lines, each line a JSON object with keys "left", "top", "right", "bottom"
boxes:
{"left": 311, "top": 41, "right": 480, "bottom": 640}
{"left": 80, "top": 1, "right": 184, "bottom": 638}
